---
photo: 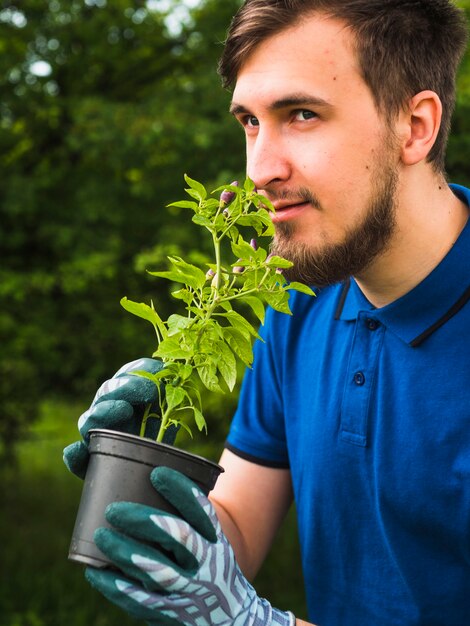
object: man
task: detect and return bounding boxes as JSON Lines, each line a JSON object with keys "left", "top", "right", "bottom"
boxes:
{"left": 64, "top": 1, "right": 470, "bottom": 624}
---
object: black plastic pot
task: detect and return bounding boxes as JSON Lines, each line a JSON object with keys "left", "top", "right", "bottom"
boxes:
{"left": 68, "top": 428, "right": 224, "bottom": 568}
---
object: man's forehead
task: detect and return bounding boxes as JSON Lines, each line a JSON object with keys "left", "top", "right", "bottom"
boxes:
{"left": 232, "top": 15, "right": 358, "bottom": 91}
{"left": 230, "top": 17, "right": 360, "bottom": 114}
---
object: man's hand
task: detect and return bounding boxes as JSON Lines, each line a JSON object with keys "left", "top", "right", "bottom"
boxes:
{"left": 85, "top": 467, "right": 295, "bottom": 626}
{"left": 63, "top": 358, "right": 176, "bottom": 479}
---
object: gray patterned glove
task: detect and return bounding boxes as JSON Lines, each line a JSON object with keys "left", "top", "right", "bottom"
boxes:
{"left": 63, "top": 358, "right": 176, "bottom": 479}
{"left": 85, "top": 467, "right": 295, "bottom": 626}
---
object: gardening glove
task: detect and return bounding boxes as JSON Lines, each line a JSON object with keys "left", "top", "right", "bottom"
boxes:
{"left": 63, "top": 358, "right": 177, "bottom": 480}
{"left": 85, "top": 466, "right": 295, "bottom": 626}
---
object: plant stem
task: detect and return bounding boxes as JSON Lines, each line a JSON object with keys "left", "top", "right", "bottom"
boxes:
{"left": 213, "top": 230, "right": 222, "bottom": 293}
{"left": 156, "top": 407, "right": 171, "bottom": 443}
{"left": 140, "top": 403, "right": 153, "bottom": 438}
{"left": 198, "top": 230, "right": 222, "bottom": 327}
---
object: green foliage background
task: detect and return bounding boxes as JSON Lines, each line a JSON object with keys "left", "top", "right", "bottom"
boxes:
{"left": 0, "top": 0, "right": 469, "bottom": 624}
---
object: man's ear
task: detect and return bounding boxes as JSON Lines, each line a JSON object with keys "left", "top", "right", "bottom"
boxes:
{"left": 400, "top": 90, "right": 442, "bottom": 166}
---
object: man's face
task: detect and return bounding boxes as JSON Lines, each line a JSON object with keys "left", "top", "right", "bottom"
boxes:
{"left": 230, "top": 15, "right": 401, "bottom": 285}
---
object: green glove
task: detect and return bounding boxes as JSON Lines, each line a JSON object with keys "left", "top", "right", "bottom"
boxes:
{"left": 63, "top": 358, "right": 176, "bottom": 479}
{"left": 85, "top": 467, "right": 295, "bottom": 626}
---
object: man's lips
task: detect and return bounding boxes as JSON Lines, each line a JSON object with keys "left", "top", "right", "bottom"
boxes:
{"left": 270, "top": 200, "right": 311, "bottom": 223}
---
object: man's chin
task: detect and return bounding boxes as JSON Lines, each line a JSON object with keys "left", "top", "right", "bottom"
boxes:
{"left": 271, "top": 237, "right": 369, "bottom": 287}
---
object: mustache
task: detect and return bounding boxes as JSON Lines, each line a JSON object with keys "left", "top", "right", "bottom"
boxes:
{"left": 263, "top": 186, "right": 323, "bottom": 210}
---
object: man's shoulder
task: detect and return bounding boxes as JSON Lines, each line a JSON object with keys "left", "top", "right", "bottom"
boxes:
{"left": 449, "top": 182, "right": 470, "bottom": 205}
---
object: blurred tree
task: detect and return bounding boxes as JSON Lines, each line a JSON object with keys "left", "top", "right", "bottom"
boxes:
{"left": 0, "top": 0, "right": 244, "bottom": 458}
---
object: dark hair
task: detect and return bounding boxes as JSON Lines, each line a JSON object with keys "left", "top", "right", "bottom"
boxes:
{"left": 219, "top": 0, "right": 468, "bottom": 172}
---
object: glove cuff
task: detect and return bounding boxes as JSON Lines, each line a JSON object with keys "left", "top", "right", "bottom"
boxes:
{"left": 271, "top": 608, "right": 296, "bottom": 626}
{"left": 255, "top": 597, "right": 295, "bottom": 626}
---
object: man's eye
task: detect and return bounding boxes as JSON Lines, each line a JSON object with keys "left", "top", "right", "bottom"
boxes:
{"left": 294, "top": 110, "right": 317, "bottom": 121}
{"left": 243, "top": 115, "right": 259, "bottom": 127}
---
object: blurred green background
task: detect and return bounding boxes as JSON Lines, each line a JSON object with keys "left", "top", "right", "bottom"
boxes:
{"left": 1, "top": 1, "right": 469, "bottom": 624}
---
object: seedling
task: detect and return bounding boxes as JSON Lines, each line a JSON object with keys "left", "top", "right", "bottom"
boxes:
{"left": 121, "top": 176, "right": 314, "bottom": 442}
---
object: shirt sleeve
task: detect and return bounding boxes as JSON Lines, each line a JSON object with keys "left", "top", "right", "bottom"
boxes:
{"left": 225, "top": 306, "right": 290, "bottom": 468}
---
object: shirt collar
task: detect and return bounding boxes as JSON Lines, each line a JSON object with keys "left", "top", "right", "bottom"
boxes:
{"left": 337, "top": 183, "right": 470, "bottom": 346}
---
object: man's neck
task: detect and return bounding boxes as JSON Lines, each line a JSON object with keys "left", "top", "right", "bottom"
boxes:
{"left": 355, "top": 168, "right": 469, "bottom": 309}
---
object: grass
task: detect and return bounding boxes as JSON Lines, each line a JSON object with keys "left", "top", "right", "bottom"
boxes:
{"left": 0, "top": 398, "right": 307, "bottom": 625}
{"left": 0, "top": 399, "right": 138, "bottom": 626}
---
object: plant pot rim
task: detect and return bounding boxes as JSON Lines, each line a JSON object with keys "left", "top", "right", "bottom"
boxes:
{"left": 88, "top": 428, "right": 224, "bottom": 472}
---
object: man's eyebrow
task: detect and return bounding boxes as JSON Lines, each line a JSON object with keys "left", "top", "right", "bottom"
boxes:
{"left": 229, "top": 93, "right": 332, "bottom": 115}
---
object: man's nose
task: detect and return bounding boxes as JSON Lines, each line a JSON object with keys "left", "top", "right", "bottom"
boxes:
{"left": 246, "top": 129, "right": 291, "bottom": 190}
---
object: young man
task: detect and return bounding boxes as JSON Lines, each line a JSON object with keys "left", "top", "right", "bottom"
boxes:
{"left": 65, "top": 1, "right": 470, "bottom": 624}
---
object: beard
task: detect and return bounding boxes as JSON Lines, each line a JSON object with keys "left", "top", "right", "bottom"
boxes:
{"left": 270, "top": 160, "right": 399, "bottom": 287}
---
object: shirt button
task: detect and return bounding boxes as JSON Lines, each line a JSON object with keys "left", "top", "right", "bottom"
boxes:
{"left": 354, "top": 372, "right": 366, "bottom": 386}
{"left": 366, "top": 318, "right": 379, "bottom": 331}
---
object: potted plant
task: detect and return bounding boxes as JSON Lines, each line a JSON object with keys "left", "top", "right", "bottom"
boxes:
{"left": 68, "top": 175, "right": 314, "bottom": 568}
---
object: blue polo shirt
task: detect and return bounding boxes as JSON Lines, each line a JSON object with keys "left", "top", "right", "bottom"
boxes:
{"left": 226, "top": 184, "right": 470, "bottom": 626}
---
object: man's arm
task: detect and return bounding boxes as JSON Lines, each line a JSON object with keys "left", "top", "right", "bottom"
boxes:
{"left": 210, "top": 448, "right": 294, "bottom": 580}
{"left": 211, "top": 450, "right": 318, "bottom": 626}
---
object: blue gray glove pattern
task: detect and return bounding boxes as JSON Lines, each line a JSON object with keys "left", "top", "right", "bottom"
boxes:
{"left": 63, "top": 358, "right": 176, "bottom": 479}
{"left": 85, "top": 467, "right": 295, "bottom": 626}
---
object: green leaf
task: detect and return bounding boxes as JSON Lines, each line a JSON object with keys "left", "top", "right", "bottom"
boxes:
{"left": 129, "top": 370, "right": 162, "bottom": 385}
{"left": 187, "top": 383, "right": 202, "bottom": 411}
{"left": 197, "top": 362, "right": 223, "bottom": 393}
{"left": 241, "top": 296, "right": 266, "bottom": 324}
{"left": 255, "top": 194, "right": 275, "bottom": 212}
{"left": 186, "top": 188, "right": 203, "bottom": 201}
{"left": 243, "top": 178, "right": 256, "bottom": 192}
{"left": 119, "top": 297, "right": 156, "bottom": 324}
{"left": 212, "top": 183, "right": 241, "bottom": 195}
{"left": 216, "top": 340, "right": 237, "bottom": 391}
{"left": 286, "top": 282, "right": 316, "bottom": 296}
{"left": 165, "top": 384, "right": 186, "bottom": 412}
{"left": 171, "top": 288, "right": 193, "bottom": 305}
{"left": 235, "top": 213, "right": 271, "bottom": 236}
{"left": 263, "top": 272, "right": 285, "bottom": 290}
{"left": 149, "top": 256, "right": 206, "bottom": 291}
{"left": 138, "top": 368, "right": 171, "bottom": 382}
{"left": 120, "top": 297, "right": 167, "bottom": 339}
{"left": 222, "top": 327, "right": 254, "bottom": 367}
{"left": 148, "top": 268, "right": 188, "bottom": 284}
{"left": 167, "top": 314, "right": 193, "bottom": 335}
{"left": 203, "top": 198, "right": 220, "bottom": 212}
{"left": 236, "top": 214, "right": 264, "bottom": 228}
{"left": 167, "top": 200, "right": 199, "bottom": 211}
{"left": 222, "top": 310, "right": 261, "bottom": 339}
{"left": 218, "top": 300, "right": 233, "bottom": 312}
{"left": 192, "top": 407, "right": 207, "bottom": 432}
{"left": 170, "top": 257, "right": 207, "bottom": 288}
{"left": 155, "top": 337, "right": 191, "bottom": 360}
{"left": 263, "top": 291, "right": 293, "bottom": 315}
{"left": 213, "top": 213, "right": 226, "bottom": 231}
{"left": 178, "top": 363, "right": 193, "bottom": 381}
{"left": 257, "top": 213, "right": 275, "bottom": 236}
{"left": 231, "top": 238, "right": 255, "bottom": 260}
{"left": 266, "top": 255, "right": 293, "bottom": 269}
{"left": 177, "top": 421, "right": 193, "bottom": 438}
{"left": 184, "top": 174, "right": 207, "bottom": 201}
{"left": 192, "top": 214, "right": 213, "bottom": 228}
{"left": 254, "top": 247, "right": 268, "bottom": 263}
{"left": 228, "top": 225, "right": 240, "bottom": 242}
